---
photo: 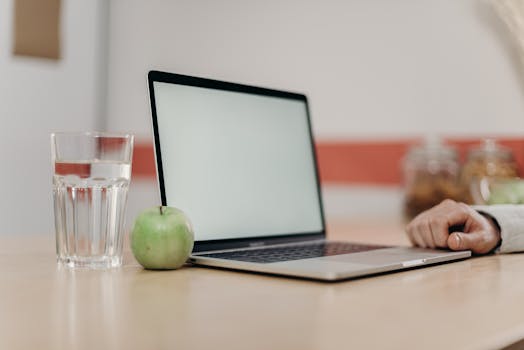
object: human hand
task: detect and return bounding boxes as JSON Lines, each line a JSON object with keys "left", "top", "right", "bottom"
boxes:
{"left": 405, "top": 199, "right": 501, "bottom": 254}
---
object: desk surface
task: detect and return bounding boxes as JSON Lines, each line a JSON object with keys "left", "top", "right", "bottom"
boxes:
{"left": 1, "top": 221, "right": 524, "bottom": 350}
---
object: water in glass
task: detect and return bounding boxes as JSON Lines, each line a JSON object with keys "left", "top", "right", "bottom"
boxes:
{"left": 53, "top": 160, "right": 131, "bottom": 268}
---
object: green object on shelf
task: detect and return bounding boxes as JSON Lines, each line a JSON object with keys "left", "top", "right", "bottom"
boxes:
{"left": 487, "top": 180, "right": 524, "bottom": 205}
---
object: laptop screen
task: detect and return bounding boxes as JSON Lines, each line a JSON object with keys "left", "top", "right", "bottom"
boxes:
{"left": 150, "top": 72, "right": 324, "bottom": 243}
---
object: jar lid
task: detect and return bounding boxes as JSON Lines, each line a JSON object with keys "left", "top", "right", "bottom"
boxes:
{"left": 467, "top": 139, "right": 514, "bottom": 161}
{"left": 406, "top": 136, "right": 457, "bottom": 162}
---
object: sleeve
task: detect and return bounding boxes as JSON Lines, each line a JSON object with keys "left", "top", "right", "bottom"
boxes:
{"left": 472, "top": 205, "right": 524, "bottom": 253}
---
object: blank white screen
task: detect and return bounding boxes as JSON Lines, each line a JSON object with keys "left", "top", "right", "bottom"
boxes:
{"left": 154, "top": 81, "right": 323, "bottom": 241}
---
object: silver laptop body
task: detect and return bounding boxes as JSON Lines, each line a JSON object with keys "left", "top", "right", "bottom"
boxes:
{"left": 147, "top": 71, "right": 470, "bottom": 281}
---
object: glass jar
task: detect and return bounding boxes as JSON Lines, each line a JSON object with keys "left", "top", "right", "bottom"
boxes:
{"left": 403, "top": 137, "right": 463, "bottom": 220}
{"left": 461, "top": 139, "right": 519, "bottom": 204}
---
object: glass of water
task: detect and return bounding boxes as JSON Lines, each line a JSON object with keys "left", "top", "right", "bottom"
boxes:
{"left": 51, "top": 132, "right": 134, "bottom": 269}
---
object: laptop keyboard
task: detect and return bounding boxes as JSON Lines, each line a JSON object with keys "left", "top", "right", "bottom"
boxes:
{"left": 199, "top": 241, "right": 388, "bottom": 264}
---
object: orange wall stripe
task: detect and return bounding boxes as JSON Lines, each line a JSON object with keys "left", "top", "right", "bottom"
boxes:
{"left": 132, "top": 142, "right": 157, "bottom": 178}
{"left": 132, "top": 138, "right": 524, "bottom": 185}
{"left": 315, "top": 141, "right": 412, "bottom": 185}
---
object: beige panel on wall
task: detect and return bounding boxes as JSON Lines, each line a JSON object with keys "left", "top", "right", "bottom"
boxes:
{"left": 13, "top": 0, "right": 61, "bottom": 59}
{"left": 493, "top": 0, "right": 524, "bottom": 68}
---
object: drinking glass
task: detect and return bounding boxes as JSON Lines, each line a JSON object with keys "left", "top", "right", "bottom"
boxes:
{"left": 51, "top": 132, "right": 134, "bottom": 268}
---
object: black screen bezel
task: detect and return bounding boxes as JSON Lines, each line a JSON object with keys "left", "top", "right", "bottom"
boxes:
{"left": 147, "top": 70, "right": 326, "bottom": 252}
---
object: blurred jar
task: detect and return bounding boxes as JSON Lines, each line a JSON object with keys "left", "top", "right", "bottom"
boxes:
{"left": 461, "top": 139, "right": 518, "bottom": 204}
{"left": 403, "top": 137, "right": 463, "bottom": 221}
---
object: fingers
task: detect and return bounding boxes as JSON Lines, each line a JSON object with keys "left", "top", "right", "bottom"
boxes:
{"left": 447, "top": 217, "right": 501, "bottom": 254}
{"left": 412, "top": 233, "right": 427, "bottom": 248}
{"left": 407, "top": 220, "right": 435, "bottom": 248}
{"left": 441, "top": 201, "right": 472, "bottom": 228}
{"left": 406, "top": 199, "right": 465, "bottom": 249}
{"left": 406, "top": 199, "right": 501, "bottom": 254}
{"left": 406, "top": 222, "right": 425, "bottom": 248}
{"left": 447, "top": 232, "right": 467, "bottom": 251}
{"left": 406, "top": 199, "right": 482, "bottom": 249}
{"left": 447, "top": 231, "right": 489, "bottom": 253}
{"left": 428, "top": 217, "right": 448, "bottom": 248}
{"left": 420, "top": 221, "right": 436, "bottom": 248}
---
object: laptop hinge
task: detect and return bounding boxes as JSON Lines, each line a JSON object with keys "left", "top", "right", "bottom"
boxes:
{"left": 192, "top": 232, "right": 325, "bottom": 253}
{"left": 192, "top": 238, "right": 326, "bottom": 255}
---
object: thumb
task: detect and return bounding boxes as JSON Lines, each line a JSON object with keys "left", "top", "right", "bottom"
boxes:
{"left": 447, "top": 232, "right": 481, "bottom": 252}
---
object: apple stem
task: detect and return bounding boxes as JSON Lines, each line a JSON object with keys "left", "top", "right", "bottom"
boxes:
{"left": 159, "top": 206, "right": 163, "bottom": 215}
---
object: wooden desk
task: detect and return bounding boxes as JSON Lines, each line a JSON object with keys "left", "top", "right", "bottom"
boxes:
{"left": 1, "top": 222, "right": 524, "bottom": 350}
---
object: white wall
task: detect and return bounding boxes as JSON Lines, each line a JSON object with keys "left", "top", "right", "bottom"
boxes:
{"left": 106, "top": 0, "right": 524, "bottom": 141}
{"left": 105, "top": 0, "right": 524, "bottom": 224}
{"left": 0, "top": 0, "right": 106, "bottom": 234}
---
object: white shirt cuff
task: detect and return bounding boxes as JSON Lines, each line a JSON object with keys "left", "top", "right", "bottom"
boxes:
{"left": 473, "top": 205, "right": 524, "bottom": 253}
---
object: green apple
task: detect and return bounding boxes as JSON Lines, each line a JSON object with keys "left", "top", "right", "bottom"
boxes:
{"left": 487, "top": 180, "right": 524, "bottom": 205}
{"left": 131, "top": 206, "right": 194, "bottom": 270}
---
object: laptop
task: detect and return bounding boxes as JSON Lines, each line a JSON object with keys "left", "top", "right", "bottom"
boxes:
{"left": 147, "top": 70, "right": 471, "bottom": 281}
